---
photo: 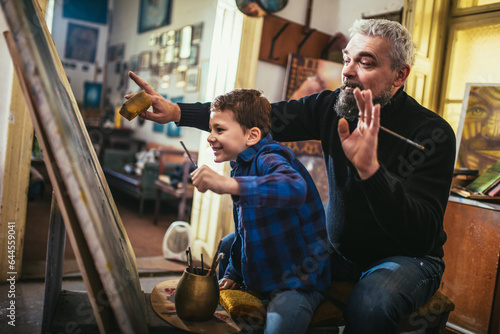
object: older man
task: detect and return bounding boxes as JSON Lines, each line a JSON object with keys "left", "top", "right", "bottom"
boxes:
{"left": 129, "top": 19, "right": 456, "bottom": 333}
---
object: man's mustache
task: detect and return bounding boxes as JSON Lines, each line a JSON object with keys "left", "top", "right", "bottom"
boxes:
{"left": 340, "top": 80, "right": 364, "bottom": 92}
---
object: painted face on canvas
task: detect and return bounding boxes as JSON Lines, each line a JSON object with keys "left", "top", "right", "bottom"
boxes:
{"left": 207, "top": 109, "right": 250, "bottom": 162}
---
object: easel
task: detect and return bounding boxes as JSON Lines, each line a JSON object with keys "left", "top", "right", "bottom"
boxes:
{"left": 2, "top": 2, "right": 236, "bottom": 332}
{"left": 1, "top": 1, "right": 149, "bottom": 332}
{"left": 38, "top": 198, "right": 185, "bottom": 333}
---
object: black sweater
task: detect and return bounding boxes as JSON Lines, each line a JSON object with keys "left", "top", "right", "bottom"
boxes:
{"left": 178, "top": 88, "right": 456, "bottom": 268}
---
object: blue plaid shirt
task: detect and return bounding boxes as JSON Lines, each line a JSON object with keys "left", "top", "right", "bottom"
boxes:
{"left": 223, "top": 134, "right": 331, "bottom": 293}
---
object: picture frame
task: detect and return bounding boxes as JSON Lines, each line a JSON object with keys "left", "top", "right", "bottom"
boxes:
{"left": 108, "top": 45, "right": 116, "bottom": 62}
{"left": 179, "top": 25, "right": 193, "bottom": 59}
{"left": 160, "top": 32, "right": 169, "bottom": 47}
{"left": 455, "top": 83, "right": 500, "bottom": 174}
{"left": 192, "top": 22, "right": 204, "bottom": 44}
{"left": 108, "top": 43, "right": 125, "bottom": 62}
{"left": 130, "top": 55, "right": 139, "bottom": 72}
{"left": 138, "top": 0, "right": 173, "bottom": 33}
{"left": 167, "top": 122, "right": 182, "bottom": 137}
{"left": 153, "top": 122, "right": 165, "bottom": 133}
{"left": 148, "top": 32, "right": 159, "bottom": 46}
{"left": 83, "top": 82, "right": 102, "bottom": 108}
{"left": 157, "top": 48, "right": 166, "bottom": 65}
{"left": 139, "top": 51, "right": 152, "bottom": 70}
{"left": 64, "top": 22, "right": 99, "bottom": 63}
{"left": 176, "top": 68, "right": 186, "bottom": 87}
{"left": 167, "top": 30, "right": 176, "bottom": 46}
{"left": 167, "top": 95, "right": 183, "bottom": 137}
{"left": 164, "top": 45, "right": 175, "bottom": 64}
{"left": 63, "top": 0, "right": 108, "bottom": 24}
{"left": 188, "top": 45, "right": 199, "bottom": 66}
{"left": 362, "top": 8, "right": 403, "bottom": 23}
{"left": 185, "top": 67, "right": 199, "bottom": 92}
{"left": 116, "top": 44, "right": 125, "bottom": 60}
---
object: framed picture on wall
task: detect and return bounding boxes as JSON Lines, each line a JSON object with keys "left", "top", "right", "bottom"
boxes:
{"left": 139, "top": 51, "right": 152, "bottom": 70}
{"left": 166, "top": 96, "right": 183, "bottom": 137}
{"left": 362, "top": 8, "right": 403, "bottom": 23}
{"left": 64, "top": 23, "right": 99, "bottom": 63}
{"left": 130, "top": 55, "right": 139, "bottom": 72}
{"left": 176, "top": 68, "right": 186, "bottom": 87}
{"left": 188, "top": 45, "right": 199, "bottom": 66}
{"left": 138, "top": 0, "right": 173, "bottom": 33}
{"left": 192, "top": 22, "right": 203, "bottom": 44}
{"left": 185, "top": 67, "right": 199, "bottom": 92}
{"left": 63, "top": 0, "right": 108, "bottom": 24}
{"left": 83, "top": 82, "right": 102, "bottom": 108}
{"left": 179, "top": 25, "right": 193, "bottom": 59}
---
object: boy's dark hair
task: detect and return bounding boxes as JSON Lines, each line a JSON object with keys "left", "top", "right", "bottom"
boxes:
{"left": 211, "top": 89, "right": 271, "bottom": 138}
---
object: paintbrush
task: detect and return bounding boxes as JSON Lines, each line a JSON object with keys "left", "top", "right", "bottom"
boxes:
{"left": 180, "top": 140, "right": 198, "bottom": 168}
{"left": 201, "top": 253, "right": 204, "bottom": 275}
{"left": 187, "top": 247, "right": 193, "bottom": 273}
{"left": 380, "top": 126, "right": 425, "bottom": 150}
{"left": 206, "top": 253, "right": 224, "bottom": 276}
{"left": 185, "top": 249, "right": 191, "bottom": 272}
{"left": 206, "top": 240, "right": 223, "bottom": 276}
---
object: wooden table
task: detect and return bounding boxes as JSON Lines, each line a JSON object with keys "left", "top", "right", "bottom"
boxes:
{"left": 439, "top": 196, "right": 500, "bottom": 334}
{"left": 154, "top": 179, "right": 194, "bottom": 225}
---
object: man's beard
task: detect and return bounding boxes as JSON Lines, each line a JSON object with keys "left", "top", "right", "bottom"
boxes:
{"left": 335, "top": 80, "right": 393, "bottom": 121}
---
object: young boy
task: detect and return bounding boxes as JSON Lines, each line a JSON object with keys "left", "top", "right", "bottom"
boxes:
{"left": 190, "top": 89, "right": 331, "bottom": 334}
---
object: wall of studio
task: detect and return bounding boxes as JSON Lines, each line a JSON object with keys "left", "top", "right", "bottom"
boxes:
{"left": 255, "top": 0, "right": 405, "bottom": 103}
{"left": 46, "top": 0, "right": 404, "bottom": 151}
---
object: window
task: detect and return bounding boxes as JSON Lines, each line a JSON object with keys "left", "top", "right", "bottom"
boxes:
{"left": 440, "top": 2, "right": 500, "bottom": 133}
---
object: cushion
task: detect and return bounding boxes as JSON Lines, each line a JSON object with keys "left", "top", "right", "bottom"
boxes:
{"left": 219, "top": 283, "right": 455, "bottom": 329}
{"left": 219, "top": 290, "right": 266, "bottom": 324}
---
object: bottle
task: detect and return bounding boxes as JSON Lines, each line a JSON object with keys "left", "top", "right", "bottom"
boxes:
{"left": 119, "top": 90, "right": 152, "bottom": 121}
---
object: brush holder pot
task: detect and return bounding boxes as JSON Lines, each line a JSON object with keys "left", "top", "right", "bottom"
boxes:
{"left": 175, "top": 268, "right": 220, "bottom": 321}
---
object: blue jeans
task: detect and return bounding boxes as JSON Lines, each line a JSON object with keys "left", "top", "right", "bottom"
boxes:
{"left": 264, "top": 289, "right": 324, "bottom": 334}
{"left": 218, "top": 233, "right": 324, "bottom": 334}
{"left": 218, "top": 233, "right": 445, "bottom": 333}
{"left": 331, "top": 251, "right": 445, "bottom": 334}
{"left": 218, "top": 233, "right": 234, "bottom": 279}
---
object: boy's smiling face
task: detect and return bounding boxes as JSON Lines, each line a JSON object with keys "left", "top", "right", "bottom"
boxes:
{"left": 208, "top": 109, "right": 250, "bottom": 162}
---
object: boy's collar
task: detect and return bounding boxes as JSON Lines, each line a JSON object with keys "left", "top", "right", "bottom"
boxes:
{"left": 234, "top": 134, "right": 273, "bottom": 164}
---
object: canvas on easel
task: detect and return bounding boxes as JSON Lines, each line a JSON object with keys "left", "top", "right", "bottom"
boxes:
{"left": 1, "top": 1, "right": 148, "bottom": 333}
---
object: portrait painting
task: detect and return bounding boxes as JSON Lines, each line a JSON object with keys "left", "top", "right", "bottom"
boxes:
{"left": 456, "top": 83, "right": 500, "bottom": 174}
{"left": 283, "top": 54, "right": 343, "bottom": 100}
{"left": 281, "top": 54, "right": 343, "bottom": 206}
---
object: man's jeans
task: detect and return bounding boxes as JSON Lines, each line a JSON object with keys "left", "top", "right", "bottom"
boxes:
{"left": 330, "top": 250, "right": 445, "bottom": 333}
{"left": 218, "top": 232, "right": 445, "bottom": 333}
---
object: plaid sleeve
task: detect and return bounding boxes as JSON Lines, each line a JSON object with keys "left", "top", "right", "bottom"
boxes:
{"left": 234, "top": 151, "right": 308, "bottom": 208}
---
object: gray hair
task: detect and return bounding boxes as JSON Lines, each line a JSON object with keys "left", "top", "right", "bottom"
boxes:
{"left": 349, "top": 19, "right": 416, "bottom": 70}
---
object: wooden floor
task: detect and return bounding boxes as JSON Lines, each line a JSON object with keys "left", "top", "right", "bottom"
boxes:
{"left": 22, "top": 186, "right": 186, "bottom": 279}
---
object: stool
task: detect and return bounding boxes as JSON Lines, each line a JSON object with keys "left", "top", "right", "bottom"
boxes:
{"left": 219, "top": 282, "right": 455, "bottom": 333}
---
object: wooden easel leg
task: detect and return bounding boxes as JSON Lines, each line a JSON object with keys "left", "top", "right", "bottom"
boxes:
{"left": 41, "top": 193, "right": 66, "bottom": 334}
